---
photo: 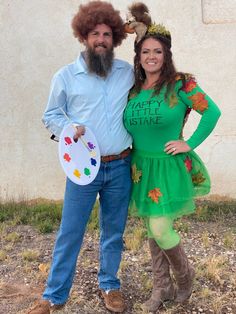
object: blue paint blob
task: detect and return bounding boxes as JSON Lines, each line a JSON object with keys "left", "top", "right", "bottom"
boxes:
{"left": 90, "top": 158, "right": 97, "bottom": 166}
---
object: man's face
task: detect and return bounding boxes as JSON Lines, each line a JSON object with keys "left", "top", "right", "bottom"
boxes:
{"left": 84, "top": 24, "right": 114, "bottom": 77}
{"left": 85, "top": 24, "right": 113, "bottom": 55}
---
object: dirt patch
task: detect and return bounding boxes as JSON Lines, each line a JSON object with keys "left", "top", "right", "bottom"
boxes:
{"left": 0, "top": 282, "right": 43, "bottom": 314}
{"left": 0, "top": 283, "right": 42, "bottom": 299}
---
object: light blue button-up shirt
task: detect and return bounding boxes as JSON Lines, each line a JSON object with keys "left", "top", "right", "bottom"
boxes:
{"left": 42, "top": 53, "right": 134, "bottom": 155}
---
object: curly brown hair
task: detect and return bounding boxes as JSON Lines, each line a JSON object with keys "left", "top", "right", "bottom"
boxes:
{"left": 71, "top": 1, "right": 126, "bottom": 47}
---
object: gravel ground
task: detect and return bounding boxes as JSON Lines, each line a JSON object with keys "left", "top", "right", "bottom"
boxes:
{"left": 0, "top": 211, "right": 235, "bottom": 314}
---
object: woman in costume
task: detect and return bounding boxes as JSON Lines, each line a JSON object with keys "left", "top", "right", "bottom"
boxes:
{"left": 124, "top": 3, "right": 221, "bottom": 312}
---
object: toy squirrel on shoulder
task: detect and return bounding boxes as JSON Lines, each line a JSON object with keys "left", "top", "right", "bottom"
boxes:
{"left": 124, "top": 2, "right": 152, "bottom": 43}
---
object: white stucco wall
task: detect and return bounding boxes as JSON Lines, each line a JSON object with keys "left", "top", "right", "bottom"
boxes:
{"left": 0, "top": 0, "right": 235, "bottom": 201}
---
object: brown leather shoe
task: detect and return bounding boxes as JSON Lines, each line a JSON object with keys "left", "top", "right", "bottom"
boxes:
{"left": 101, "top": 290, "right": 126, "bottom": 313}
{"left": 26, "top": 299, "right": 65, "bottom": 314}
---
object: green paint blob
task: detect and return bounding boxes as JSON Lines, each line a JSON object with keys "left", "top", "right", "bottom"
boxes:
{"left": 84, "top": 168, "right": 91, "bottom": 176}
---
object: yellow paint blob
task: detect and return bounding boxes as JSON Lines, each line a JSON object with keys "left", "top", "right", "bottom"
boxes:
{"left": 73, "top": 169, "right": 81, "bottom": 178}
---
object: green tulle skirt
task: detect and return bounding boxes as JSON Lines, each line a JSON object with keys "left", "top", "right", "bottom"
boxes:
{"left": 130, "top": 149, "right": 210, "bottom": 219}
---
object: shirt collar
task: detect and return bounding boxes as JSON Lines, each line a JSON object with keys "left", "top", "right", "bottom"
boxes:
{"left": 73, "top": 51, "right": 126, "bottom": 76}
{"left": 73, "top": 53, "right": 88, "bottom": 75}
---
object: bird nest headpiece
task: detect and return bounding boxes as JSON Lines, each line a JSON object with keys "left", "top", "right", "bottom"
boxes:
{"left": 124, "top": 2, "right": 171, "bottom": 48}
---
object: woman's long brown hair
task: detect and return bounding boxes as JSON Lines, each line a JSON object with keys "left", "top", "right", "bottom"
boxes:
{"left": 132, "top": 34, "right": 189, "bottom": 98}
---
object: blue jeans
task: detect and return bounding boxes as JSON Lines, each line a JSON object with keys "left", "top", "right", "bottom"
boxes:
{"left": 43, "top": 156, "right": 131, "bottom": 304}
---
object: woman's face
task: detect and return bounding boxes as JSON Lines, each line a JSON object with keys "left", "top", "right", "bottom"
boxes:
{"left": 140, "top": 38, "right": 164, "bottom": 76}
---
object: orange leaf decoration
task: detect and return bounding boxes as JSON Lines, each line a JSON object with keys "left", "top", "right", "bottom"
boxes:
{"left": 182, "top": 79, "right": 197, "bottom": 93}
{"left": 132, "top": 164, "right": 142, "bottom": 183}
{"left": 188, "top": 92, "right": 208, "bottom": 112}
{"left": 192, "top": 171, "right": 205, "bottom": 185}
{"left": 175, "top": 73, "right": 192, "bottom": 82}
{"left": 169, "top": 92, "right": 178, "bottom": 108}
{"left": 148, "top": 188, "right": 162, "bottom": 203}
{"left": 175, "top": 74, "right": 182, "bottom": 81}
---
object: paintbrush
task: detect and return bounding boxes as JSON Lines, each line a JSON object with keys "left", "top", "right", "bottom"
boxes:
{"left": 59, "top": 107, "right": 96, "bottom": 157}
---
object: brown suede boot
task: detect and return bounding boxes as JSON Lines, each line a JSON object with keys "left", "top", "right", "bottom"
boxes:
{"left": 144, "top": 238, "right": 175, "bottom": 312}
{"left": 164, "top": 242, "right": 195, "bottom": 303}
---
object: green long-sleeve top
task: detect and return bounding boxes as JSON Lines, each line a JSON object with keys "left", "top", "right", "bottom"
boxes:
{"left": 124, "top": 77, "right": 221, "bottom": 152}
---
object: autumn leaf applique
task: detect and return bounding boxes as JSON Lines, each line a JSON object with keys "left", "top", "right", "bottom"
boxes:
{"left": 192, "top": 171, "right": 205, "bottom": 185}
{"left": 175, "top": 73, "right": 192, "bottom": 82}
{"left": 184, "top": 156, "right": 192, "bottom": 172}
{"left": 188, "top": 92, "right": 208, "bottom": 112}
{"left": 182, "top": 78, "right": 197, "bottom": 93}
{"left": 148, "top": 188, "right": 162, "bottom": 203}
{"left": 132, "top": 164, "right": 142, "bottom": 183}
{"left": 169, "top": 92, "right": 178, "bottom": 108}
{"left": 175, "top": 74, "right": 182, "bottom": 81}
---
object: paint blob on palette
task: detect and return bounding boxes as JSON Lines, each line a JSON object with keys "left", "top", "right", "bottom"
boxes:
{"left": 58, "top": 125, "right": 100, "bottom": 185}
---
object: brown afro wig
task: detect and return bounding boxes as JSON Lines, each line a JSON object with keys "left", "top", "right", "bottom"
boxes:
{"left": 71, "top": 1, "right": 127, "bottom": 47}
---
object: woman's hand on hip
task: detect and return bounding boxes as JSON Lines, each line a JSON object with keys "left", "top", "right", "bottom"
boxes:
{"left": 164, "top": 140, "right": 191, "bottom": 155}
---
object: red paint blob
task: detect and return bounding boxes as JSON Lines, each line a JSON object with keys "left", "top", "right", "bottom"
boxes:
{"left": 64, "top": 153, "right": 71, "bottom": 162}
{"left": 64, "top": 137, "right": 72, "bottom": 145}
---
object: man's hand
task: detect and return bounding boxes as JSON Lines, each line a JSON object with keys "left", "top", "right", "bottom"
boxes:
{"left": 73, "top": 125, "right": 85, "bottom": 142}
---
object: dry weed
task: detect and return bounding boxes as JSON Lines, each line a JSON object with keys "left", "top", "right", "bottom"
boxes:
{"left": 0, "top": 250, "right": 7, "bottom": 261}
{"left": 211, "top": 293, "right": 232, "bottom": 314}
{"left": 201, "top": 230, "right": 211, "bottom": 248}
{"left": 125, "top": 227, "right": 146, "bottom": 251}
{"left": 132, "top": 302, "right": 150, "bottom": 314}
{"left": 223, "top": 231, "right": 235, "bottom": 249}
{"left": 199, "top": 255, "right": 227, "bottom": 284}
{"left": 139, "top": 272, "right": 152, "bottom": 293}
{"left": 119, "top": 259, "right": 130, "bottom": 272}
{"left": 21, "top": 249, "right": 40, "bottom": 261}
{"left": 0, "top": 222, "right": 6, "bottom": 234}
{"left": 5, "top": 232, "right": 21, "bottom": 243}
{"left": 197, "top": 287, "right": 214, "bottom": 299}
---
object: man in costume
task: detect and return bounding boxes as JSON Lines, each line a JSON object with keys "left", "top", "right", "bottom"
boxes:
{"left": 27, "top": 1, "right": 133, "bottom": 313}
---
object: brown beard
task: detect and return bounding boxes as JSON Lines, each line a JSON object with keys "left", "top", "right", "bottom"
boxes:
{"left": 86, "top": 46, "right": 114, "bottom": 77}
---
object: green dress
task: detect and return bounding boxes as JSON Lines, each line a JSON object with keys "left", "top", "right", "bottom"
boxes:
{"left": 124, "top": 76, "right": 221, "bottom": 219}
